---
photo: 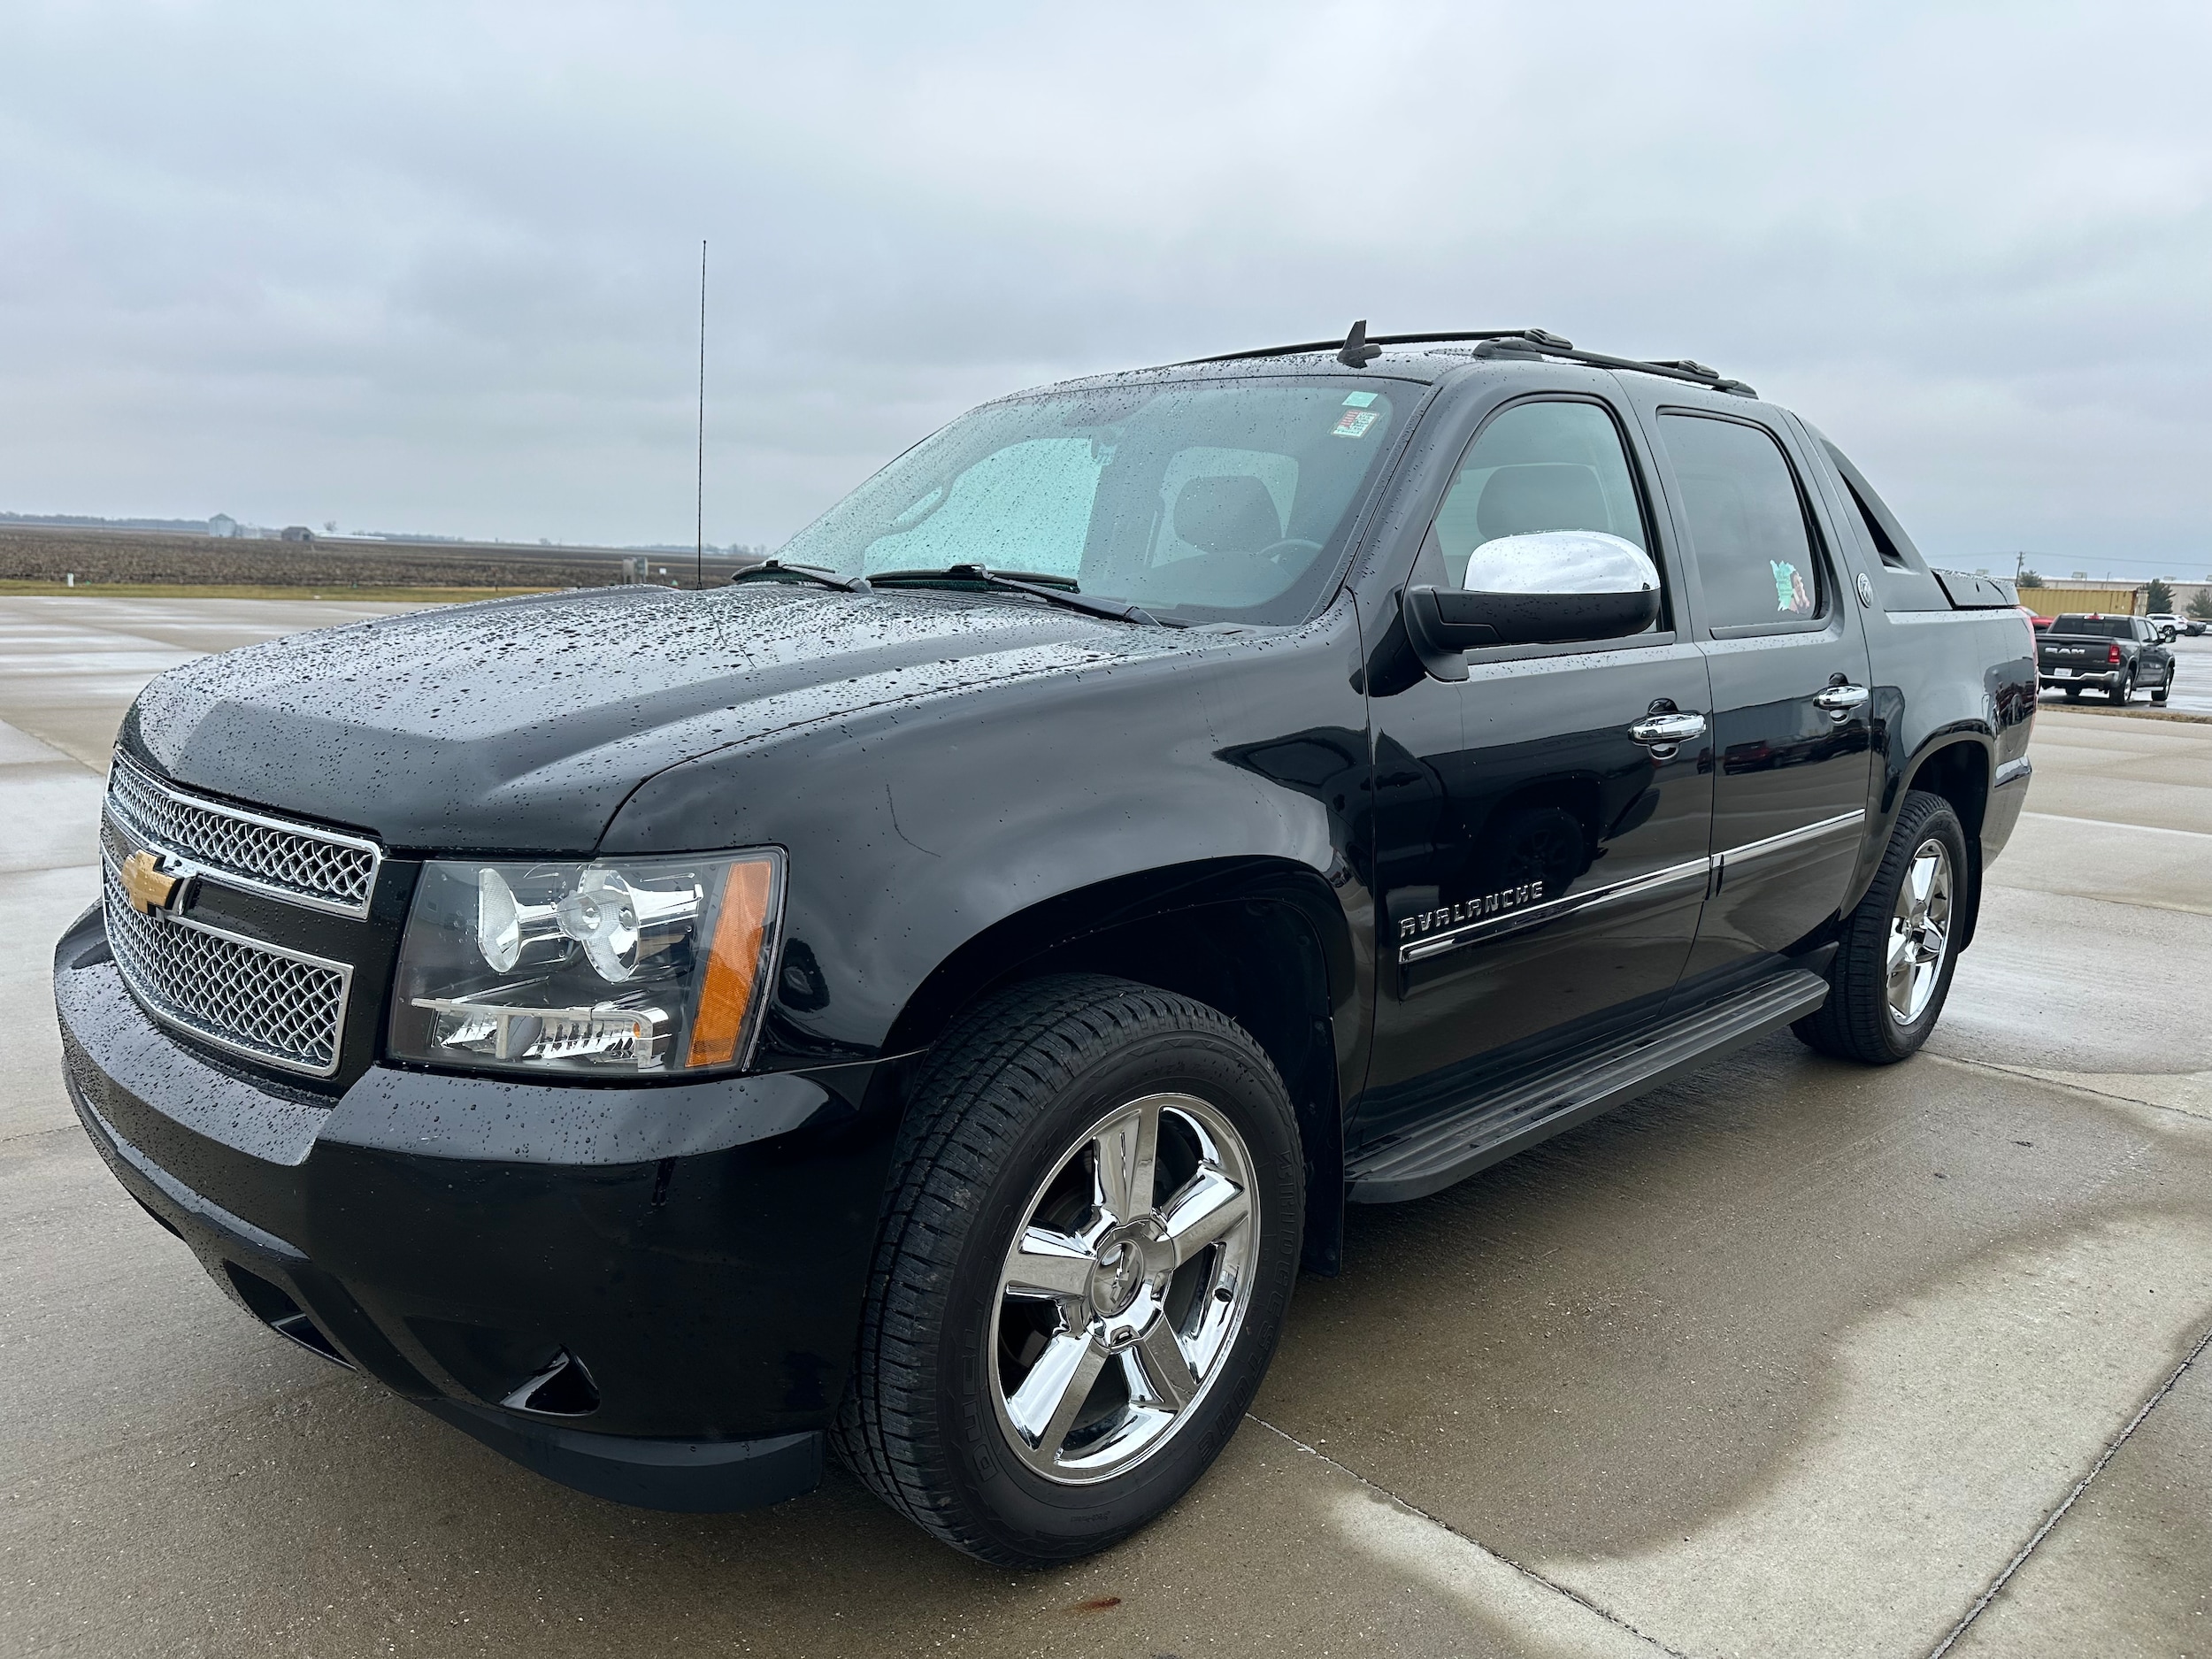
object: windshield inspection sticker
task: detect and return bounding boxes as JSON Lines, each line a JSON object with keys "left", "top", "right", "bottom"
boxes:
{"left": 1771, "top": 559, "right": 1812, "bottom": 614}
{"left": 1341, "top": 390, "right": 1379, "bottom": 407}
{"left": 1333, "top": 409, "right": 1379, "bottom": 439}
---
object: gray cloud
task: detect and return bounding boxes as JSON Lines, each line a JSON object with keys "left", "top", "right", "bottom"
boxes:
{"left": 3, "top": 0, "right": 2208, "bottom": 576}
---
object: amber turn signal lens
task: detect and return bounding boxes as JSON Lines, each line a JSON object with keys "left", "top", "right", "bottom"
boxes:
{"left": 683, "top": 858, "right": 776, "bottom": 1068}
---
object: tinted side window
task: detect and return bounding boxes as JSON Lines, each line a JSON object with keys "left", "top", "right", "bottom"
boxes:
{"left": 1818, "top": 434, "right": 1930, "bottom": 572}
{"left": 1432, "top": 400, "right": 1650, "bottom": 588}
{"left": 1660, "top": 413, "right": 1824, "bottom": 633}
{"left": 1839, "top": 475, "right": 1908, "bottom": 569}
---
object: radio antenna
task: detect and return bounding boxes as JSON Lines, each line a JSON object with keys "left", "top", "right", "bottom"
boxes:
{"left": 694, "top": 238, "right": 707, "bottom": 591}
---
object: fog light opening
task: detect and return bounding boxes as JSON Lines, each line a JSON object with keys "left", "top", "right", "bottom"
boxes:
{"left": 501, "top": 1348, "right": 601, "bottom": 1417}
{"left": 222, "top": 1263, "right": 353, "bottom": 1370}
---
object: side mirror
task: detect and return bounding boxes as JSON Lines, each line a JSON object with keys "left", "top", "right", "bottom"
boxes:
{"left": 1403, "top": 531, "right": 1662, "bottom": 680}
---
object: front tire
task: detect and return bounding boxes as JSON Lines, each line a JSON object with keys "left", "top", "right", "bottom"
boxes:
{"left": 2154, "top": 665, "right": 2175, "bottom": 705}
{"left": 1793, "top": 790, "right": 1969, "bottom": 1064}
{"left": 834, "top": 974, "right": 1303, "bottom": 1565}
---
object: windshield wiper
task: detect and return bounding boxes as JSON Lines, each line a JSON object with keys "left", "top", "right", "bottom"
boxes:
{"left": 729, "top": 558, "right": 872, "bottom": 594}
{"left": 870, "top": 564, "right": 1171, "bottom": 627}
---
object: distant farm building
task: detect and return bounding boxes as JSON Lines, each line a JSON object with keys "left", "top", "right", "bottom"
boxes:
{"left": 280, "top": 526, "right": 314, "bottom": 543}
{"left": 208, "top": 513, "right": 237, "bottom": 537}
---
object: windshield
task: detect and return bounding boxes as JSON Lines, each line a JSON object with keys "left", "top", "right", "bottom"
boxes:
{"left": 2053, "top": 615, "right": 2134, "bottom": 637}
{"left": 775, "top": 378, "right": 1404, "bottom": 624}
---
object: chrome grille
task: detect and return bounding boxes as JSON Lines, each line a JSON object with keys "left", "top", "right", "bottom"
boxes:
{"left": 105, "top": 753, "right": 380, "bottom": 917}
{"left": 102, "top": 857, "right": 351, "bottom": 1077}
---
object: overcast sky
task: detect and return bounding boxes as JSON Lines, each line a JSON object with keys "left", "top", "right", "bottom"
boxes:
{"left": 3, "top": 1, "right": 2208, "bottom": 578}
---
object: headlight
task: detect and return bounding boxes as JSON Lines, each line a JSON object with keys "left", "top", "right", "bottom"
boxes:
{"left": 388, "top": 849, "right": 784, "bottom": 1077}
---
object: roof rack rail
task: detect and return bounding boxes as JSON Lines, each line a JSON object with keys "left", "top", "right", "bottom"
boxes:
{"left": 1177, "top": 324, "right": 1757, "bottom": 398}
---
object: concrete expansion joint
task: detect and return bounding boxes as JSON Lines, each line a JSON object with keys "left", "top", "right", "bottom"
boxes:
{"left": 1985, "top": 879, "right": 2212, "bottom": 923}
{"left": 1244, "top": 1412, "right": 1693, "bottom": 1659}
{"left": 0, "top": 1123, "right": 98, "bottom": 1155}
{"left": 1923, "top": 1318, "right": 2212, "bottom": 1659}
{"left": 1928, "top": 1053, "right": 2212, "bottom": 1125}
{"left": 2019, "top": 810, "right": 2212, "bottom": 841}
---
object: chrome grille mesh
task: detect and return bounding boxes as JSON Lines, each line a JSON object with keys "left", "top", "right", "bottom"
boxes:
{"left": 106, "top": 755, "right": 379, "bottom": 915}
{"left": 102, "top": 858, "right": 349, "bottom": 1076}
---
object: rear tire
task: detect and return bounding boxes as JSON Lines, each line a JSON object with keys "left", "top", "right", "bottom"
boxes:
{"left": 1793, "top": 790, "right": 1969, "bottom": 1064}
{"left": 2108, "top": 671, "right": 2132, "bottom": 706}
{"left": 833, "top": 974, "right": 1303, "bottom": 1565}
{"left": 2062, "top": 687, "right": 2082, "bottom": 700}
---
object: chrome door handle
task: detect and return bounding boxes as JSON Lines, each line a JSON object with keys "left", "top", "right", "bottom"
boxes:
{"left": 1629, "top": 712, "right": 1708, "bottom": 745}
{"left": 1813, "top": 683, "right": 1870, "bottom": 718}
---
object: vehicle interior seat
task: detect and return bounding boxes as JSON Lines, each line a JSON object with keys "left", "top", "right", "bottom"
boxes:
{"left": 1475, "top": 463, "right": 1610, "bottom": 542}
{"left": 1171, "top": 474, "right": 1284, "bottom": 560}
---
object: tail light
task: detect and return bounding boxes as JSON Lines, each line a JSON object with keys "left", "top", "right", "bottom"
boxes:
{"left": 2108, "top": 642, "right": 2123, "bottom": 664}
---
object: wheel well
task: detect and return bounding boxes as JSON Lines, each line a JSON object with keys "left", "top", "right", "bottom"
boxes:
{"left": 887, "top": 888, "right": 1347, "bottom": 1275}
{"left": 1902, "top": 740, "right": 1990, "bottom": 948}
{"left": 1907, "top": 741, "right": 1989, "bottom": 842}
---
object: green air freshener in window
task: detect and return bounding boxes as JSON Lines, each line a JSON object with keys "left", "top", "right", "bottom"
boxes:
{"left": 1771, "top": 559, "right": 1810, "bottom": 613}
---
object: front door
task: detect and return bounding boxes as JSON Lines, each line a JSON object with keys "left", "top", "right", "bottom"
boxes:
{"left": 1647, "top": 405, "right": 1876, "bottom": 987}
{"left": 1359, "top": 392, "right": 1714, "bottom": 1147}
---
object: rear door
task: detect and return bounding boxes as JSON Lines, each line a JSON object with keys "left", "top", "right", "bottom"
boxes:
{"left": 1639, "top": 400, "right": 1876, "bottom": 988}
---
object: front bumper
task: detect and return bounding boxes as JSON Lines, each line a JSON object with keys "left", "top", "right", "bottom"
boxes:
{"left": 53, "top": 907, "right": 906, "bottom": 1512}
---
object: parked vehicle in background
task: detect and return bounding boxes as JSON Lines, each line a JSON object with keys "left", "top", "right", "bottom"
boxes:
{"left": 2038, "top": 613, "right": 2174, "bottom": 704}
{"left": 2185, "top": 618, "right": 2208, "bottom": 637}
{"left": 54, "top": 322, "right": 2037, "bottom": 1566}
{"left": 2027, "top": 613, "right": 2053, "bottom": 634}
{"left": 2147, "top": 612, "right": 2181, "bottom": 641}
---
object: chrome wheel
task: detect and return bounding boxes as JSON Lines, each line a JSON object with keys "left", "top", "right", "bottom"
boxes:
{"left": 989, "top": 1092, "right": 1259, "bottom": 1485}
{"left": 1886, "top": 838, "right": 1953, "bottom": 1025}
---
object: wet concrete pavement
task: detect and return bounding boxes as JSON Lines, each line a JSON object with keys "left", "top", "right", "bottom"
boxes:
{"left": 2, "top": 596, "right": 2208, "bottom": 1657}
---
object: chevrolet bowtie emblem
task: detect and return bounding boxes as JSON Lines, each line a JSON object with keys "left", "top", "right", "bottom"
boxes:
{"left": 119, "top": 849, "right": 187, "bottom": 916}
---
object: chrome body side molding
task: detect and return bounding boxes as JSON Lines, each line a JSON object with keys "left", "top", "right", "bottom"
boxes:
{"left": 1398, "top": 809, "right": 1867, "bottom": 968}
{"left": 1715, "top": 809, "right": 1865, "bottom": 876}
{"left": 1398, "top": 856, "right": 1713, "bottom": 965}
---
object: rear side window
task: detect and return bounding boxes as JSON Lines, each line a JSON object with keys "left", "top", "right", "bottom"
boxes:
{"left": 1820, "top": 437, "right": 1924, "bottom": 572}
{"left": 1838, "top": 475, "right": 1909, "bottom": 568}
{"left": 1659, "top": 413, "right": 1824, "bottom": 633}
{"left": 1431, "top": 398, "right": 1651, "bottom": 590}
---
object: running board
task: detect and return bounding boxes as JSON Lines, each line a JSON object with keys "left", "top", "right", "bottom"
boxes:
{"left": 1345, "top": 969, "right": 1831, "bottom": 1205}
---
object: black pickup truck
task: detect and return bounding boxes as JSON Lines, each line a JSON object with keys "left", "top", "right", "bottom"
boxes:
{"left": 2037, "top": 612, "right": 2176, "bottom": 704}
{"left": 54, "top": 325, "right": 2036, "bottom": 1566}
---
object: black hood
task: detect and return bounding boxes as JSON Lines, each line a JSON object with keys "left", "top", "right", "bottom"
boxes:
{"left": 123, "top": 584, "right": 1178, "bottom": 852}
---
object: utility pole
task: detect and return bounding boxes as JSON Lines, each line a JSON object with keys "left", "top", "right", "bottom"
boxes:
{"left": 695, "top": 239, "right": 707, "bottom": 592}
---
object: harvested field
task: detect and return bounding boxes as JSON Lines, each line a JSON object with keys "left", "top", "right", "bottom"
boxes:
{"left": 0, "top": 524, "right": 741, "bottom": 590}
